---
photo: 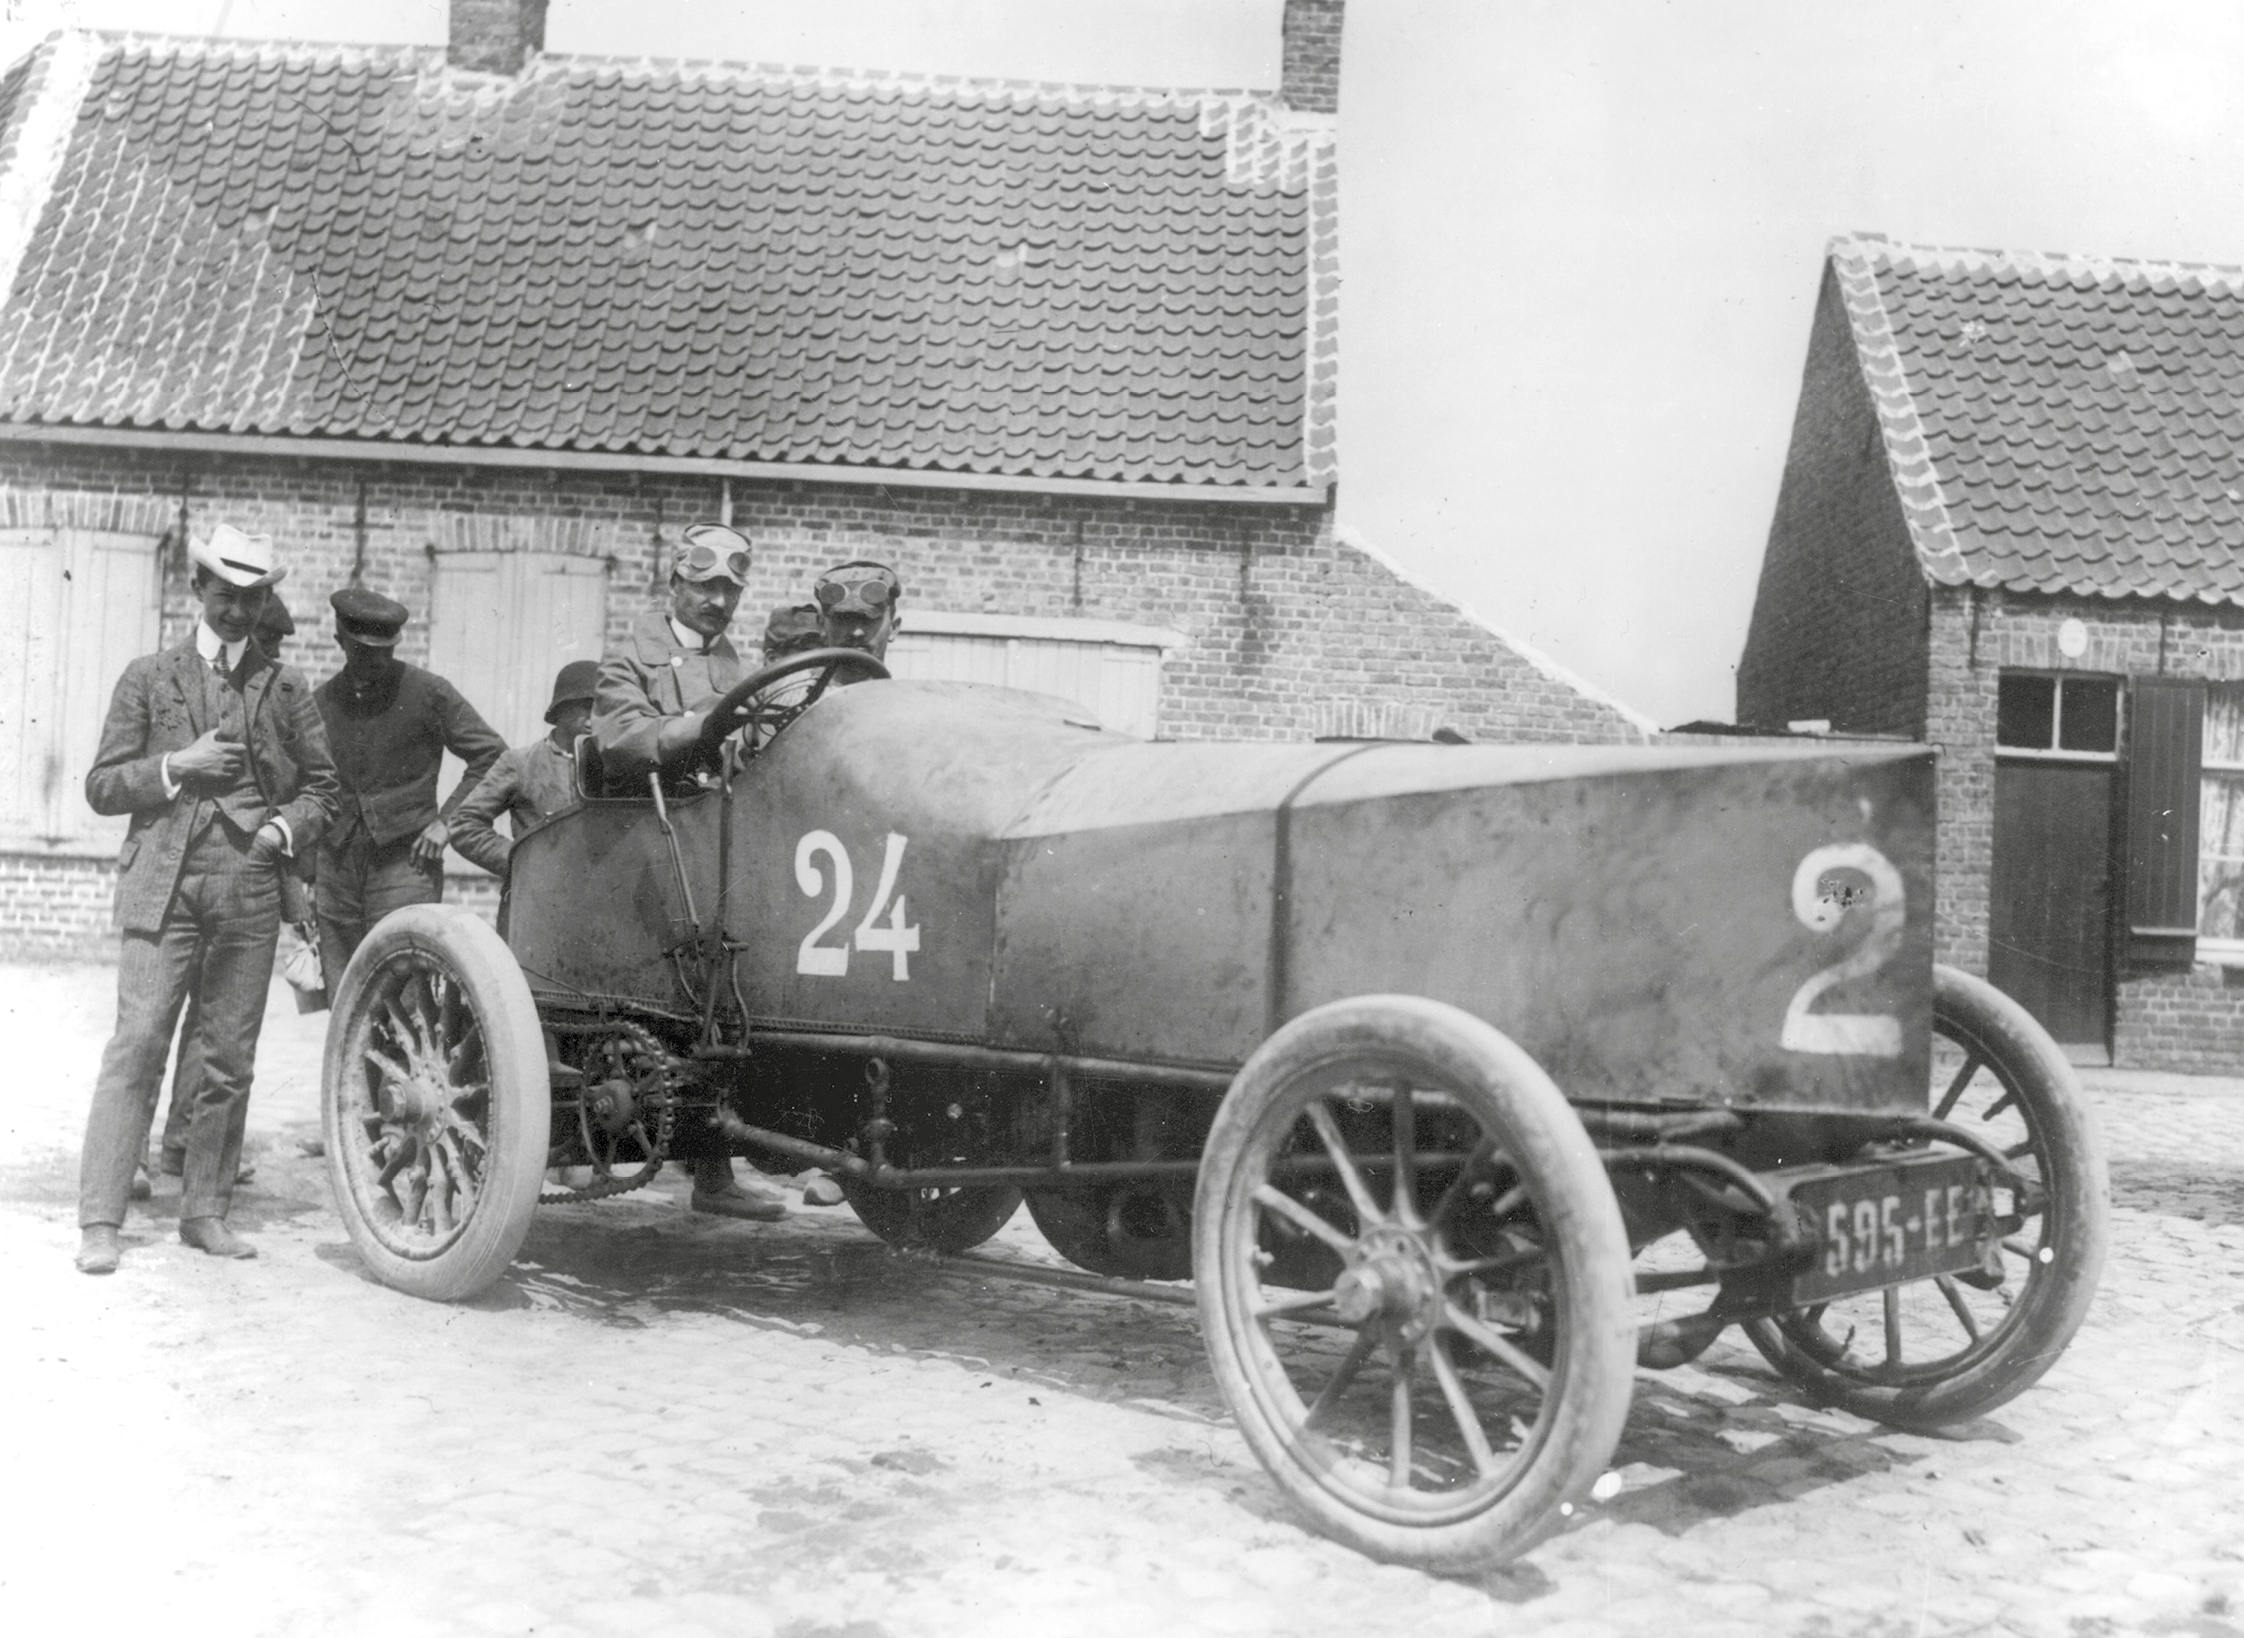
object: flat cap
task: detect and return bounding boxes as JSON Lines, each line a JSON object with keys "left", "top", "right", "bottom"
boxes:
{"left": 761, "top": 601, "right": 824, "bottom": 659}
{"left": 331, "top": 586, "right": 408, "bottom": 646}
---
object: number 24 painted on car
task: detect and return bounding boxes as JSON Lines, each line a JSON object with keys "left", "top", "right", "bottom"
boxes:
{"left": 795, "top": 829, "right": 920, "bottom": 980}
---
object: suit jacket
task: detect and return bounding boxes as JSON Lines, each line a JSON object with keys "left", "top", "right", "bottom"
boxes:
{"left": 315, "top": 663, "right": 507, "bottom": 849}
{"left": 86, "top": 641, "right": 339, "bottom": 933}
{"left": 590, "top": 610, "right": 745, "bottom": 784}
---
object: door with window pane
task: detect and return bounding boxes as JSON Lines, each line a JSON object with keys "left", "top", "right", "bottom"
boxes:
{"left": 1988, "top": 672, "right": 2117, "bottom": 1055}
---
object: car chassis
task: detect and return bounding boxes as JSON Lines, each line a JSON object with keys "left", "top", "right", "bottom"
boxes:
{"left": 321, "top": 655, "right": 2110, "bottom": 1569}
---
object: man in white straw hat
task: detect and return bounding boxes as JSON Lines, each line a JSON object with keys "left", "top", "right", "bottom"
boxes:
{"left": 73, "top": 523, "right": 338, "bottom": 1273}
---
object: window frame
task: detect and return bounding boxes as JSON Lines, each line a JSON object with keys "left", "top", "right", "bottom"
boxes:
{"left": 2197, "top": 681, "right": 2244, "bottom": 966}
{"left": 1993, "top": 669, "right": 2121, "bottom": 764}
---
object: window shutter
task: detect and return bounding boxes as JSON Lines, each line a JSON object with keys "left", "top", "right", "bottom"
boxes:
{"left": 2123, "top": 675, "right": 2205, "bottom": 966}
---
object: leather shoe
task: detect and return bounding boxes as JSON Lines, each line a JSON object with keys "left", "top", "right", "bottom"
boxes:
{"left": 800, "top": 1170, "right": 846, "bottom": 1208}
{"left": 689, "top": 1163, "right": 786, "bottom": 1222}
{"left": 75, "top": 1225, "right": 121, "bottom": 1275}
{"left": 179, "top": 1216, "right": 257, "bottom": 1259}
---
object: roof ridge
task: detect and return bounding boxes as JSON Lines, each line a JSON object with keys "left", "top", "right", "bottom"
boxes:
{"left": 1830, "top": 249, "right": 1974, "bottom": 586}
{"left": 51, "top": 26, "right": 1281, "bottom": 110}
{"left": 1332, "top": 523, "right": 1660, "bottom": 740}
{"left": 1828, "top": 230, "right": 2244, "bottom": 295}
{"left": 0, "top": 31, "right": 100, "bottom": 321}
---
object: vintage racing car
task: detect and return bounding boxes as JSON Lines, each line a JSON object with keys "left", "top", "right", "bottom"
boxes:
{"left": 321, "top": 651, "right": 2109, "bottom": 1569}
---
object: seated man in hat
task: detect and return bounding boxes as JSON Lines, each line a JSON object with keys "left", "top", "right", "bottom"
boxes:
{"left": 761, "top": 601, "right": 825, "bottom": 664}
{"left": 591, "top": 522, "right": 791, "bottom": 1221}
{"left": 313, "top": 586, "right": 507, "bottom": 991}
{"left": 76, "top": 525, "right": 338, "bottom": 1272}
{"left": 449, "top": 660, "right": 597, "bottom": 879}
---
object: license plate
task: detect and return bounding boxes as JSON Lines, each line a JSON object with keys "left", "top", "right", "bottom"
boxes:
{"left": 1781, "top": 1152, "right": 1994, "bottom": 1304}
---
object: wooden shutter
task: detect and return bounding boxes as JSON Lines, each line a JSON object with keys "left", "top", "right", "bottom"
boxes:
{"left": 0, "top": 529, "right": 158, "bottom": 851}
{"left": 428, "top": 551, "right": 608, "bottom": 870}
{"left": 2123, "top": 675, "right": 2205, "bottom": 966}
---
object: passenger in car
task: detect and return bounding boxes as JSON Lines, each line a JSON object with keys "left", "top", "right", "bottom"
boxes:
{"left": 449, "top": 661, "right": 596, "bottom": 878}
{"left": 811, "top": 560, "right": 903, "bottom": 664}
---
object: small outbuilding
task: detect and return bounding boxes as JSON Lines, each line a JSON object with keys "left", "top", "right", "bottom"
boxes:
{"left": 1739, "top": 232, "right": 2244, "bottom": 1069}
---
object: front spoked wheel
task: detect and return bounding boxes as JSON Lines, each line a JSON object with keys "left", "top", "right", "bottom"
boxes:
{"left": 1742, "top": 964, "right": 2109, "bottom": 1429}
{"left": 322, "top": 906, "right": 550, "bottom": 1301}
{"left": 1194, "top": 996, "right": 1636, "bottom": 1570}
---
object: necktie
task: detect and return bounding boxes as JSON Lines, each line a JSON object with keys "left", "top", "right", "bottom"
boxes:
{"left": 211, "top": 649, "right": 230, "bottom": 681}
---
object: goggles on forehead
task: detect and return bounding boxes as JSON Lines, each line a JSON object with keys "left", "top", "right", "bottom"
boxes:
{"left": 814, "top": 572, "right": 899, "bottom": 612}
{"left": 676, "top": 539, "right": 751, "bottom": 583}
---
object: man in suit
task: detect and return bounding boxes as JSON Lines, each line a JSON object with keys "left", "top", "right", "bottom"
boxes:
{"left": 140, "top": 593, "right": 305, "bottom": 1198}
{"left": 313, "top": 587, "right": 506, "bottom": 991}
{"left": 591, "top": 522, "right": 789, "bottom": 1221}
{"left": 76, "top": 525, "right": 338, "bottom": 1273}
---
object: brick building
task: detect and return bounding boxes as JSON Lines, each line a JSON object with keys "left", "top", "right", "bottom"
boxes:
{"left": 0, "top": 1, "right": 1648, "bottom": 958}
{"left": 1738, "top": 233, "right": 2244, "bottom": 1070}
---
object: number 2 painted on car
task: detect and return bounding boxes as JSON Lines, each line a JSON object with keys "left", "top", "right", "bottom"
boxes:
{"left": 794, "top": 829, "right": 921, "bottom": 980}
{"left": 1781, "top": 841, "right": 1905, "bottom": 1057}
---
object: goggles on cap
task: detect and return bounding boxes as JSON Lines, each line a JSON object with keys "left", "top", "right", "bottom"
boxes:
{"left": 814, "top": 571, "right": 899, "bottom": 612}
{"left": 676, "top": 526, "right": 751, "bottom": 583}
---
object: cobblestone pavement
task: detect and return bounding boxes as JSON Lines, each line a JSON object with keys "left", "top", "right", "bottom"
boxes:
{"left": 2, "top": 963, "right": 2239, "bottom": 1638}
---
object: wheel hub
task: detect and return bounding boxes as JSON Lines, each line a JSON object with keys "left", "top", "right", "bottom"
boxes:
{"left": 1335, "top": 1226, "right": 1444, "bottom": 1342}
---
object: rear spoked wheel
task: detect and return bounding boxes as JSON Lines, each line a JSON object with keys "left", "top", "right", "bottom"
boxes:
{"left": 1742, "top": 965, "right": 2109, "bottom": 1429}
{"left": 1194, "top": 996, "right": 1637, "bottom": 1570}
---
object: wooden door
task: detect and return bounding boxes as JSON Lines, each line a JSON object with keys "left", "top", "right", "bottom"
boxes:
{"left": 1988, "top": 761, "right": 2112, "bottom": 1050}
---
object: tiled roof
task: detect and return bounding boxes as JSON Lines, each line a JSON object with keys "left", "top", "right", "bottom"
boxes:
{"left": 0, "top": 31, "right": 1335, "bottom": 491}
{"left": 1834, "top": 233, "right": 2244, "bottom": 604}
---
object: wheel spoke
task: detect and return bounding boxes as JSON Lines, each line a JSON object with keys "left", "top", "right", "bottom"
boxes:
{"left": 1442, "top": 1245, "right": 1545, "bottom": 1279}
{"left": 1305, "top": 1327, "right": 1379, "bottom": 1429}
{"left": 1253, "top": 1287, "right": 1339, "bottom": 1319}
{"left": 1442, "top": 1301, "right": 1553, "bottom": 1390}
{"left": 1934, "top": 1274, "right": 1983, "bottom": 1340}
{"left": 1933, "top": 1054, "right": 1983, "bottom": 1120}
{"left": 2003, "top": 1138, "right": 2038, "bottom": 1161}
{"left": 1388, "top": 1352, "right": 1415, "bottom": 1492}
{"left": 1428, "top": 1335, "right": 1500, "bottom": 1478}
{"left": 1882, "top": 1286, "right": 1903, "bottom": 1367}
{"left": 1252, "top": 1184, "right": 1359, "bottom": 1256}
{"left": 364, "top": 1046, "right": 412, "bottom": 1089}
{"left": 1390, "top": 1082, "right": 1418, "bottom": 1226}
{"left": 2001, "top": 1236, "right": 2039, "bottom": 1261}
{"left": 1305, "top": 1103, "right": 1384, "bottom": 1226}
{"left": 1427, "top": 1136, "right": 1499, "bottom": 1229}
{"left": 1984, "top": 1088, "right": 2018, "bottom": 1121}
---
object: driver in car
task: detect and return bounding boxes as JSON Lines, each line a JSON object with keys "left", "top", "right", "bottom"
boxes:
{"left": 589, "top": 521, "right": 790, "bottom": 1223}
{"left": 590, "top": 522, "right": 754, "bottom": 787}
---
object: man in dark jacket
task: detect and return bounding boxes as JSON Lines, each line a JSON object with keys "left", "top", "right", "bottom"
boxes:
{"left": 313, "top": 587, "right": 506, "bottom": 990}
{"left": 76, "top": 525, "right": 338, "bottom": 1273}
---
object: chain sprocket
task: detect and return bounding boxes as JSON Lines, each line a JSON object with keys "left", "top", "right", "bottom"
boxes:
{"left": 542, "top": 1019, "right": 682, "bottom": 1204}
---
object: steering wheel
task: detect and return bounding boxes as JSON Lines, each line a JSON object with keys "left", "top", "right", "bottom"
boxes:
{"left": 693, "top": 646, "right": 890, "bottom": 762}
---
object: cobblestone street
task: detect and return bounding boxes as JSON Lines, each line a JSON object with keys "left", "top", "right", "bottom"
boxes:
{"left": 3, "top": 962, "right": 2239, "bottom": 1638}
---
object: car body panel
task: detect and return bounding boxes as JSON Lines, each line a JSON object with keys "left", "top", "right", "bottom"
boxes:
{"left": 508, "top": 679, "right": 1937, "bottom": 1113}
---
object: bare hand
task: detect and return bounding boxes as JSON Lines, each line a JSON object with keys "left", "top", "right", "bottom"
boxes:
{"left": 410, "top": 819, "right": 449, "bottom": 870}
{"left": 170, "top": 729, "right": 244, "bottom": 783}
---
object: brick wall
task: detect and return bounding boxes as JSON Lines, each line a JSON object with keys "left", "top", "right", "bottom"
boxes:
{"left": 0, "top": 439, "right": 1644, "bottom": 954}
{"left": 1735, "top": 265, "right": 1930, "bottom": 738}
{"left": 1926, "top": 584, "right": 2244, "bottom": 1070}
{"left": 1279, "top": 0, "right": 1344, "bottom": 115}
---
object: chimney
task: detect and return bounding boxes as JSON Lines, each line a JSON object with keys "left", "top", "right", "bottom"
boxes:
{"left": 1279, "top": 0, "right": 1343, "bottom": 114}
{"left": 449, "top": 0, "right": 548, "bottom": 75}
